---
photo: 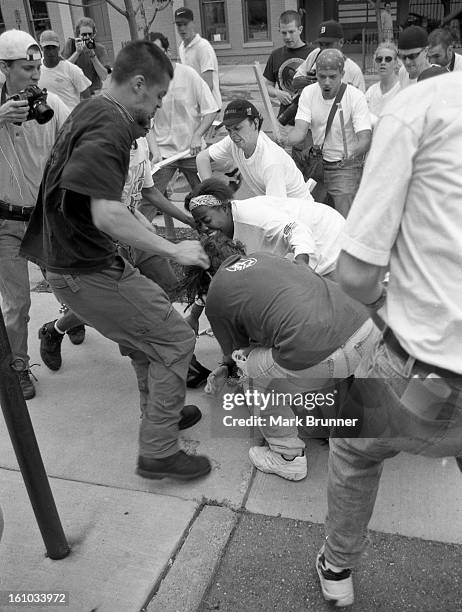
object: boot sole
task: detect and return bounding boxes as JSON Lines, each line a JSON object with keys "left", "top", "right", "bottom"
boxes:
{"left": 136, "top": 464, "right": 211, "bottom": 480}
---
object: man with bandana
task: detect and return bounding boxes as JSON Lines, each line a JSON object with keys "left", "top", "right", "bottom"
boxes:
{"left": 20, "top": 41, "right": 212, "bottom": 481}
{"left": 288, "top": 49, "right": 371, "bottom": 218}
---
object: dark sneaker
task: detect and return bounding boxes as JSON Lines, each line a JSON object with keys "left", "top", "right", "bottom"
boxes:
{"left": 17, "top": 370, "right": 36, "bottom": 400}
{"left": 137, "top": 450, "right": 211, "bottom": 480}
{"left": 38, "top": 320, "right": 64, "bottom": 371}
{"left": 316, "top": 547, "right": 354, "bottom": 607}
{"left": 186, "top": 355, "right": 211, "bottom": 389}
{"left": 179, "top": 405, "right": 202, "bottom": 430}
{"left": 67, "top": 324, "right": 85, "bottom": 345}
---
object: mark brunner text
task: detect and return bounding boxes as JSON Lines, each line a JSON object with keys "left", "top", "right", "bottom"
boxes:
{"left": 223, "top": 416, "right": 359, "bottom": 427}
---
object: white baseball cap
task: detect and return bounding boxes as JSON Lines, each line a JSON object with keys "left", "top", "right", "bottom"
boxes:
{"left": 0, "top": 29, "right": 42, "bottom": 61}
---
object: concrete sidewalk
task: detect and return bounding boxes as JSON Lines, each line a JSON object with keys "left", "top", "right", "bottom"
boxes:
{"left": 0, "top": 269, "right": 460, "bottom": 611}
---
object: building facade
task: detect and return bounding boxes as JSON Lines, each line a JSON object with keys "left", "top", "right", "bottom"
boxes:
{"left": 0, "top": 1, "right": 458, "bottom": 66}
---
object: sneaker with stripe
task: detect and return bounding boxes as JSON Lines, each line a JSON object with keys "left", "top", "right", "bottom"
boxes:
{"left": 316, "top": 546, "right": 354, "bottom": 607}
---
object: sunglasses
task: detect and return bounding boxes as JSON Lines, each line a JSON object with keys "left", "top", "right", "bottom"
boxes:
{"left": 375, "top": 56, "right": 394, "bottom": 63}
{"left": 398, "top": 49, "right": 423, "bottom": 61}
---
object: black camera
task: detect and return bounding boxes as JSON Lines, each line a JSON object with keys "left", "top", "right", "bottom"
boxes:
{"left": 277, "top": 94, "right": 300, "bottom": 127}
{"left": 10, "top": 85, "right": 54, "bottom": 125}
{"left": 85, "top": 38, "right": 96, "bottom": 50}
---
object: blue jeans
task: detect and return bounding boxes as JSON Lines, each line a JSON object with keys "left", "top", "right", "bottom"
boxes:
{"left": 244, "top": 319, "right": 380, "bottom": 456}
{"left": 324, "top": 337, "right": 462, "bottom": 568}
{"left": 0, "top": 219, "right": 30, "bottom": 368}
{"left": 323, "top": 160, "right": 363, "bottom": 218}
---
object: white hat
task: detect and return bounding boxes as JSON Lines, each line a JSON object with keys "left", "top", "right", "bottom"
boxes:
{"left": 0, "top": 29, "right": 42, "bottom": 61}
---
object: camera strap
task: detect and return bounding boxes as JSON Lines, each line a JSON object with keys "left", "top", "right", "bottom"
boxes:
{"left": 321, "top": 82, "right": 347, "bottom": 154}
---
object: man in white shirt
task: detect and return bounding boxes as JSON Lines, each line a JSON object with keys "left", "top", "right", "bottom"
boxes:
{"left": 174, "top": 7, "right": 222, "bottom": 109}
{"left": 293, "top": 21, "right": 365, "bottom": 93}
{"left": 427, "top": 27, "right": 462, "bottom": 71}
{"left": 397, "top": 25, "right": 431, "bottom": 88}
{"left": 149, "top": 32, "right": 219, "bottom": 205}
{"left": 0, "top": 29, "right": 69, "bottom": 399}
{"left": 288, "top": 49, "right": 371, "bottom": 218}
{"left": 196, "top": 99, "right": 313, "bottom": 201}
{"left": 315, "top": 71, "right": 462, "bottom": 610}
{"left": 185, "top": 178, "right": 345, "bottom": 278}
{"left": 38, "top": 30, "right": 91, "bottom": 110}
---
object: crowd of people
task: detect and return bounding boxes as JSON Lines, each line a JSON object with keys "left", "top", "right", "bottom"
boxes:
{"left": 0, "top": 6, "right": 461, "bottom": 608}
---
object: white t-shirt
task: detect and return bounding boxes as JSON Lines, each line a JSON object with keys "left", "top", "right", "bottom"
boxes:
{"left": 208, "top": 131, "right": 313, "bottom": 200}
{"left": 231, "top": 195, "right": 345, "bottom": 276}
{"left": 151, "top": 63, "right": 219, "bottom": 158}
{"left": 179, "top": 33, "right": 222, "bottom": 108}
{"left": 0, "top": 91, "right": 69, "bottom": 207}
{"left": 122, "top": 137, "right": 154, "bottom": 212}
{"left": 39, "top": 60, "right": 91, "bottom": 110}
{"left": 341, "top": 72, "right": 462, "bottom": 372}
{"left": 296, "top": 83, "right": 371, "bottom": 162}
{"left": 365, "top": 80, "right": 401, "bottom": 117}
{"left": 295, "top": 49, "right": 366, "bottom": 92}
{"left": 452, "top": 52, "right": 462, "bottom": 71}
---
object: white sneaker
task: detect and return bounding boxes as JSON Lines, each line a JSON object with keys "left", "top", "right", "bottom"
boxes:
{"left": 248, "top": 446, "right": 307, "bottom": 481}
{"left": 316, "top": 546, "right": 354, "bottom": 607}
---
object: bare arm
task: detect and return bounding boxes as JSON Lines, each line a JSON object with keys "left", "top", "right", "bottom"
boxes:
{"left": 196, "top": 148, "right": 214, "bottom": 181}
{"left": 190, "top": 111, "right": 217, "bottom": 156}
{"left": 140, "top": 186, "right": 195, "bottom": 227}
{"left": 288, "top": 118, "right": 310, "bottom": 146}
{"left": 348, "top": 130, "right": 372, "bottom": 159}
{"left": 337, "top": 250, "right": 385, "bottom": 305}
{"left": 91, "top": 198, "right": 209, "bottom": 267}
{"left": 89, "top": 52, "right": 108, "bottom": 82}
{"left": 201, "top": 69, "right": 214, "bottom": 93}
{"left": 264, "top": 77, "right": 293, "bottom": 106}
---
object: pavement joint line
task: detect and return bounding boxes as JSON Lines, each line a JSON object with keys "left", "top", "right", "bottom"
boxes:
{"left": 140, "top": 498, "right": 208, "bottom": 611}
{"left": 141, "top": 469, "right": 259, "bottom": 611}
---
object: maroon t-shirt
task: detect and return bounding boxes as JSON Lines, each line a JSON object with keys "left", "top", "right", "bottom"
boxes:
{"left": 21, "top": 96, "right": 138, "bottom": 273}
{"left": 205, "top": 252, "right": 369, "bottom": 370}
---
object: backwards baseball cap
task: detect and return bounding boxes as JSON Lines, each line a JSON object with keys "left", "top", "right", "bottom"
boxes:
{"left": 0, "top": 29, "right": 41, "bottom": 61}
{"left": 39, "top": 30, "right": 60, "bottom": 48}
{"left": 317, "top": 20, "right": 344, "bottom": 42}
{"left": 218, "top": 99, "right": 261, "bottom": 129}
{"left": 174, "top": 7, "right": 194, "bottom": 23}
{"left": 398, "top": 25, "right": 428, "bottom": 50}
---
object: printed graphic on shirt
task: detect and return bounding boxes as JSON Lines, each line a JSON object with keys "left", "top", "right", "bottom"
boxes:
{"left": 121, "top": 143, "right": 149, "bottom": 212}
{"left": 226, "top": 257, "right": 258, "bottom": 272}
{"left": 278, "top": 57, "right": 306, "bottom": 93}
{"left": 283, "top": 222, "right": 296, "bottom": 239}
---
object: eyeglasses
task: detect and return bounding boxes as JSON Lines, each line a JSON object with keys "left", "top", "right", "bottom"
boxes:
{"left": 375, "top": 56, "right": 394, "bottom": 63}
{"left": 398, "top": 49, "right": 424, "bottom": 61}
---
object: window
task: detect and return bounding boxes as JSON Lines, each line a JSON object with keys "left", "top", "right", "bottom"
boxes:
{"left": 29, "top": 0, "right": 51, "bottom": 38}
{"left": 201, "top": 0, "right": 229, "bottom": 43}
{"left": 243, "top": 0, "right": 270, "bottom": 42}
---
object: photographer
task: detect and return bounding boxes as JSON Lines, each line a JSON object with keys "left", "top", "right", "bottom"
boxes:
{"left": 63, "top": 17, "right": 108, "bottom": 97}
{"left": 0, "top": 29, "right": 69, "bottom": 399}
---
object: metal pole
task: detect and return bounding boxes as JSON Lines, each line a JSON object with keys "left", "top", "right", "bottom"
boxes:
{"left": 0, "top": 307, "right": 70, "bottom": 560}
{"left": 362, "top": 28, "right": 366, "bottom": 74}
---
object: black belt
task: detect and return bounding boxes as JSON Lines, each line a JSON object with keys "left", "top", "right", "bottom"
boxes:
{"left": 0, "top": 200, "right": 34, "bottom": 221}
{"left": 383, "top": 327, "right": 459, "bottom": 379}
